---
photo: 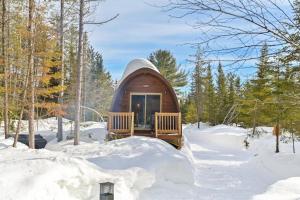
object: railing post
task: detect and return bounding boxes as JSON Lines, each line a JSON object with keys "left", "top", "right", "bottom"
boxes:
{"left": 155, "top": 112, "right": 158, "bottom": 138}
{"left": 178, "top": 112, "right": 182, "bottom": 136}
{"left": 131, "top": 112, "right": 134, "bottom": 136}
{"left": 108, "top": 112, "right": 111, "bottom": 132}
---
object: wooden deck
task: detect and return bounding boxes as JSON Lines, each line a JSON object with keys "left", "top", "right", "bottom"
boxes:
{"left": 108, "top": 112, "right": 182, "bottom": 148}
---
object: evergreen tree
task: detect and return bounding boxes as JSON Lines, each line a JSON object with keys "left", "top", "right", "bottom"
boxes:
{"left": 84, "top": 46, "right": 114, "bottom": 120}
{"left": 148, "top": 49, "right": 187, "bottom": 92}
{"left": 235, "top": 76, "right": 241, "bottom": 98}
{"left": 227, "top": 73, "right": 236, "bottom": 110}
{"left": 185, "top": 97, "right": 198, "bottom": 123}
{"left": 179, "top": 93, "right": 189, "bottom": 124}
{"left": 216, "top": 62, "right": 227, "bottom": 123}
{"left": 240, "top": 43, "right": 273, "bottom": 130}
{"left": 190, "top": 48, "right": 206, "bottom": 128}
{"left": 204, "top": 64, "right": 216, "bottom": 124}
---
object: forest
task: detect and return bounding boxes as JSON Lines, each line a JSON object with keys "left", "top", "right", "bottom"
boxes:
{"left": 0, "top": 0, "right": 299, "bottom": 150}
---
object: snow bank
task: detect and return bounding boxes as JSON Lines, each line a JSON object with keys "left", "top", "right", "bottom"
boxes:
{"left": 46, "top": 136, "right": 196, "bottom": 199}
{"left": 0, "top": 118, "right": 107, "bottom": 144}
{"left": 2, "top": 118, "right": 197, "bottom": 200}
{"left": 252, "top": 177, "right": 300, "bottom": 200}
{"left": 0, "top": 140, "right": 156, "bottom": 200}
{"left": 184, "top": 124, "right": 248, "bottom": 155}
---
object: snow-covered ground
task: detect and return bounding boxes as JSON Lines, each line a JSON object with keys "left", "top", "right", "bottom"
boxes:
{"left": 0, "top": 119, "right": 299, "bottom": 200}
{"left": 183, "top": 124, "right": 300, "bottom": 200}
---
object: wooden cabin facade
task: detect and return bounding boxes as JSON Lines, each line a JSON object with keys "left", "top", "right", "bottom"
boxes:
{"left": 108, "top": 59, "right": 182, "bottom": 148}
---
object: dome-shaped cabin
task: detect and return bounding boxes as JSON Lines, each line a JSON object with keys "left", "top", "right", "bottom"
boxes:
{"left": 108, "top": 58, "right": 182, "bottom": 148}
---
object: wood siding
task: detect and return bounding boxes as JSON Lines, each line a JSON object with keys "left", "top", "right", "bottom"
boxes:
{"left": 111, "top": 69, "right": 179, "bottom": 113}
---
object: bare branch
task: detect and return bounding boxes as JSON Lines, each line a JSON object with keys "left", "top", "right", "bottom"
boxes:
{"left": 84, "top": 13, "right": 119, "bottom": 25}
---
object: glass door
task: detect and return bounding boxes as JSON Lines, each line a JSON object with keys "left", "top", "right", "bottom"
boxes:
{"left": 131, "top": 94, "right": 161, "bottom": 130}
{"left": 131, "top": 95, "right": 145, "bottom": 128}
{"left": 145, "top": 95, "right": 161, "bottom": 129}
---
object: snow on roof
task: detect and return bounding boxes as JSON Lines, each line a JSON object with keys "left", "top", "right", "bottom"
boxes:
{"left": 118, "top": 58, "right": 159, "bottom": 86}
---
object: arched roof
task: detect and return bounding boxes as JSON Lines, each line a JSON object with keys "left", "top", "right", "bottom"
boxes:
{"left": 118, "top": 58, "right": 159, "bottom": 86}
{"left": 111, "top": 67, "right": 180, "bottom": 112}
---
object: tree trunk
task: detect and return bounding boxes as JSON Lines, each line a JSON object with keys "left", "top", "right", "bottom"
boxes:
{"left": 196, "top": 103, "right": 200, "bottom": 128}
{"left": 13, "top": 68, "right": 30, "bottom": 147}
{"left": 292, "top": 131, "right": 295, "bottom": 154}
{"left": 7, "top": 0, "right": 12, "bottom": 135}
{"left": 2, "top": 0, "right": 9, "bottom": 139}
{"left": 57, "top": 0, "right": 64, "bottom": 142}
{"left": 275, "top": 122, "right": 280, "bottom": 153}
{"left": 82, "top": 32, "right": 88, "bottom": 122}
{"left": 74, "top": 0, "right": 84, "bottom": 145}
{"left": 28, "top": 0, "right": 35, "bottom": 149}
{"left": 252, "top": 99, "right": 258, "bottom": 136}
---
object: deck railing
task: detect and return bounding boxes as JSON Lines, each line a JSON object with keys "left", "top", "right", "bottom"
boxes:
{"left": 108, "top": 112, "right": 134, "bottom": 136}
{"left": 154, "top": 112, "right": 182, "bottom": 137}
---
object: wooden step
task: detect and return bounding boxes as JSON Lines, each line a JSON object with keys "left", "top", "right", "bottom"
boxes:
{"left": 133, "top": 132, "right": 155, "bottom": 137}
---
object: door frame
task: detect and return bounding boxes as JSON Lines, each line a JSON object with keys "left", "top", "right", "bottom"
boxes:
{"left": 129, "top": 92, "right": 162, "bottom": 130}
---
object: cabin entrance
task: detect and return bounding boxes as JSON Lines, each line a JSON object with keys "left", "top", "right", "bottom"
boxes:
{"left": 130, "top": 93, "right": 161, "bottom": 130}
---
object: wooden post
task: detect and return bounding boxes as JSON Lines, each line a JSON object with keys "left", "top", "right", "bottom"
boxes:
{"left": 108, "top": 112, "right": 111, "bottom": 131}
{"left": 178, "top": 112, "right": 182, "bottom": 136}
{"left": 155, "top": 112, "right": 158, "bottom": 138}
{"left": 131, "top": 112, "right": 134, "bottom": 136}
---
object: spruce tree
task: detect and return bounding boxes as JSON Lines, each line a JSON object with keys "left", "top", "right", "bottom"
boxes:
{"left": 216, "top": 62, "right": 227, "bottom": 123}
{"left": 190, "top": 48, "right": 206, "bottom": 128}
{"left": 204, "top": 64, "right": 216, "bottom": 125}
{"left": 240, "top": 43, "right": 273, "bottom": 130}
{"left": 227, "top": 73, "right": 236, "bottom": 110}
{"left": 85, "top": 46, "right": 114, "bottom": 120}
{"left": 185, "top": 97, "right": 198, "bottom": 123}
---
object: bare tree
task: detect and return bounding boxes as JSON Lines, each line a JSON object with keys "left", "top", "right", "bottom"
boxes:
{"left": 13, "top": 69, "right": 30, "bottom": 148}
{"left": 74, "top": 0, "right": 84, "bottom": 145}
{"left": 73, "top": 1, "right": 119, "bottom": 145}
{"left": 28, "top": 0, "right": 35, "bottom": 149}
{"left": 2, "top": 0, "right": 9, "bottom": 139}
{"left": 166, "top": 0, "right": 298, "bottom": 64}
{"left": 57, "top": 0, "right": 65, "bottom": 142}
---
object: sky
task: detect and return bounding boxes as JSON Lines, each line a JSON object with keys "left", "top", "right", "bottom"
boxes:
{"left": 85, "top": 0, "right": 291, "bottom": 84}
{"left": 85, "top": 0, "right": 200, "bottom": 82}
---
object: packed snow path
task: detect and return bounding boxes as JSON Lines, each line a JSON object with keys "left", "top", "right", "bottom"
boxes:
{"left": 183, "top": 124, "right": 300, "bottom": 200}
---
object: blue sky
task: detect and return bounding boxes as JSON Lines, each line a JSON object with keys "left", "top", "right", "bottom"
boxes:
{"left": 85, "top": 0, "right": 291, "bottom": 83}
{"left": 86, "top": 0, "right": 201, "bottom": 81}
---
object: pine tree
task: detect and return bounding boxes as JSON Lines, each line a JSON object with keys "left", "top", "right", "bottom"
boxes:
{"left": 148, "top": 49, "right": 187, "bottom": 91}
